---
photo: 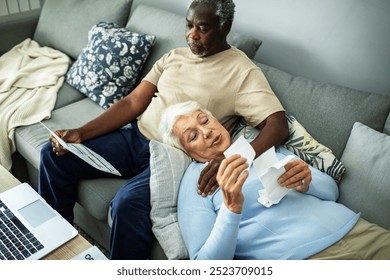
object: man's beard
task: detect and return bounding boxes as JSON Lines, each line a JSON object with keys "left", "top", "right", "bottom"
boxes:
{"left": 187, "top": 40, "right": 208, "bottom": 57}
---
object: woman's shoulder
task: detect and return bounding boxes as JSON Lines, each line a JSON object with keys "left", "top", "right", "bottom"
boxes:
{"left": 182, "top": 161, "right": 206, "bottom": 180}
{"left": 179, "top": 162, "right": 210, "bottom": 204}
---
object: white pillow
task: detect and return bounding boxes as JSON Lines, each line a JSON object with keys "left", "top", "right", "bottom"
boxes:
{"left": 149, "top": 140, "right": 192, "bottom": 259}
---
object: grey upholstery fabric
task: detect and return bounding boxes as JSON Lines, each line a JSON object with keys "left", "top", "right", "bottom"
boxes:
{"left": 126, "top": 4, "right": 187, "bottom": 79}
{"left": 14, "top": 98, "right": 104, "bottom": 169}
{"left": 227, "top": 32, "right": 262, "bottom": 59}
{"left": 53, "top": 82, "right": 85, "bottom": 110}
{"left": 0, "top": 10, "right": 40, "bottom": 55}
{"left": 384, "top": 113, "right": 390, "bottom": 135}
{"left": 77, "top": 178, "right": 126, "bottom": 221}
{"left": 257, "top": 62, "right": 390, "bottom": 159}
{"left": 33, "top": 0, "right": 133, "bottom": 59}
{"left": 338, "top": 122, "right": 390, "bottom": 230}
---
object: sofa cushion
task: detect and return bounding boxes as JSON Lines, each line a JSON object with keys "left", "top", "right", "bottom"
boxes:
{"left": 66, "top": 22, "right": 155, "bottom": 109}
{"left": 33, "top": 0, "right": 133, "bottom": 59}
{"left": 338, "top": 122, "right": 390, "bottom": 230}
{"left": 384, "top": 114, "right": 390, "bottom": 135}
{"left": 227, "top": 32, "right": 262, "bottom": 60}
{"left": 53, "top": 82, "right": 86, "bottom": 110}
{"left": 125, "top": 5, "right": 187, "bottom": 79}
{"left": 149, "top": 140, "right": 191, "bottom": 260}
{"left": 232, "top": 114, "right": 345, "bottom": 182}
{"left": 78, "top": 178, "right": 126, "bottom": 221}
{"left": 14, "top": 98, "right": 104, "bottom": 169}
{"left": 257, "top": 62, "right": 390, "bottom": 159}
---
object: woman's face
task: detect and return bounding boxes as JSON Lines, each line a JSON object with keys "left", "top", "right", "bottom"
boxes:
{"left": 173, "top": 110, "right": 231, "bottom": 162}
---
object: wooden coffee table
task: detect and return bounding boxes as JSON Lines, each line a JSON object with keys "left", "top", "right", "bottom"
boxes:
{"left": 0, "top": 164, "right": 92, "bottom": 260}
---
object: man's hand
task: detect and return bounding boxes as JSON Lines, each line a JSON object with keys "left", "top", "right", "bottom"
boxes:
{"left": 50, "top": 129, "right": 81, "bottom": 156}
{"left": 197, "top": 154, "right": 225, "bottom": 196}
{"left": 278, "top": 159, "right": 312, "bottom": 192}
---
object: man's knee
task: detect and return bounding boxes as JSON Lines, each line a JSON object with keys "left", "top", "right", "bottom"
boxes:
{"left": 111, "top": 191, "right": 150, "bottom": 216}
{"left": 111, "top": 181, "right": 151, "bottom": 221}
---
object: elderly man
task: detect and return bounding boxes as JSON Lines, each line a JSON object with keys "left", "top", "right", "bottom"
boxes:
{"left": 39, "top": 0, "right": 290, "bottom": 259}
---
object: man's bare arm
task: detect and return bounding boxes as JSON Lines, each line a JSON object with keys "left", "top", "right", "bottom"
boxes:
{"left": 51, "top": 81, "right": 157, "bottom": 155}
{"left": 250, "top": 111, "right": 289, "bottom": 157}
{"left": 77, "top": 80, "right": 157, "bottom": 142}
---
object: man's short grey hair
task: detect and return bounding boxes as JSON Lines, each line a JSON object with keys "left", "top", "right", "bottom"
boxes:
{"left": 193, "top": 0, "right": 236, "bottom": 28}
{"left": 160, "top": 101, "right": 213, "bottom": 151}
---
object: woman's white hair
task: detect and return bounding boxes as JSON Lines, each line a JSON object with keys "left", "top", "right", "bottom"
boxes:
{"left": 160, "top": 101, "right": 213, "bottom": 151}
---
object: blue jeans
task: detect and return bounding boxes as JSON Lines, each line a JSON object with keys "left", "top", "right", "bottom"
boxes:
{"left": 38, "top": 121, "right": 153, "bottom": 259}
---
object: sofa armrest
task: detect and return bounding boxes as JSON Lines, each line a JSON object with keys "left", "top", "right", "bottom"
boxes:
{"left": 0, "top": 10, "right": 40, "bottom": 55}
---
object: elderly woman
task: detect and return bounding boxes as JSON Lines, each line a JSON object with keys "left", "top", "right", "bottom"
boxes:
{"left": 159, "top": 101, "right": 390, "bottom": 260}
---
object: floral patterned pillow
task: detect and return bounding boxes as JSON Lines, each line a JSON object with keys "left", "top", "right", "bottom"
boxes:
{"left": 66, "top": 22, "right": 155, "bottom": 109}
{"left": 282, "top": 114, "right": 345, "bottom": 183}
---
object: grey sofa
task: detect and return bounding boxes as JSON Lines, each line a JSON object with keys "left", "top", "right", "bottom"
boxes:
{"left": 1, "top": 0, "right": 389, "bottom": 260}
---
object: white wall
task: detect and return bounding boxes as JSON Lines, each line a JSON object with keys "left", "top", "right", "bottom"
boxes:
{"left": 237, "top": 0, "right": 390, "bottom": 97}
{"left": 136, "top": 0, "right": 390, "bottom": 97}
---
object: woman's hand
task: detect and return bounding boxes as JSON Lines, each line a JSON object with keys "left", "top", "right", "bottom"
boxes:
{"left": 278, "top": 159, "right": 312, "bottom": 192}
{"left": 216, "top": 154, "right": 249, "bottom": 214}
{"left": 50, "top": 129, "right": 81, "bottom": 156}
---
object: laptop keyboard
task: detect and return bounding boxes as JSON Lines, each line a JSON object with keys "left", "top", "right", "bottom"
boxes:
{"left": 0, "top": 199, "right": 45, "bottom": 260}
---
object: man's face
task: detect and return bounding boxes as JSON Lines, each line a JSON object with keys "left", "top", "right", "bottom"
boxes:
{"left": 185, "top": 2, "right": 229, "bottom": 57}
{"left": 173, "top": 110, "right": 231, "bottom": 162}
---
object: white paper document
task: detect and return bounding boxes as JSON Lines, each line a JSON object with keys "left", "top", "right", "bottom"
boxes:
{"left": 40, "top": 122, "right": 121, "bottom": 176}
{"left": 223, "top": 135, "right": 256, "bottom": 172}
{"left": 222, "top": 137, "right": 293, "bottom": 208}
{"left": 71, "top": 245, "right": 108, "bottom": 260}
{"left": 253, "top": 146, "right": 294, "bottom": 207}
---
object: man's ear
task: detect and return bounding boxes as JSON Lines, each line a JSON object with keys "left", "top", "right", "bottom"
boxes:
{"left": 222, "top": 21, "right": 232, "bottom": 36}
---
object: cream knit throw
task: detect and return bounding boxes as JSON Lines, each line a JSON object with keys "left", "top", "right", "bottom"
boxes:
{"left": 0, "top": 38, "right": 70, "bottom": 171}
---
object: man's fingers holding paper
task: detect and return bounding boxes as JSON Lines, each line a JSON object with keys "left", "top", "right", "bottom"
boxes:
{"left": 50, "top": 131, "right": 66, "bottom": 156}
{"left": 278, "top": 159, "right": 312, "bottom": 192}
{"left": 50, "top": 129, "right": 81, "bottom": 156}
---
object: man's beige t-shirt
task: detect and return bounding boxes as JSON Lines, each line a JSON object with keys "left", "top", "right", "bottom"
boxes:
{"left": 138, "top": 46, "right": 284, "bottom": 141}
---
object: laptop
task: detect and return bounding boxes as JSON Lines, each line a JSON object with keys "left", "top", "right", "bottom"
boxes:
{"left": 0, "top": 183, "right": 78, "bottom": 260}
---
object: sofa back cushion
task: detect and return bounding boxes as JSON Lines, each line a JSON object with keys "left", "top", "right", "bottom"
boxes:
{"left": 338, "top": 122, "right": 390, "bottom": 230}
{"left": 125, "top": 4, "right": 187, "bottom": 83}
{"left": 257, "top": 62, "right": 390, "bottom": 159}
{"left": 33, "top": 0, "right": 133, "bottom": 59}
{"left": 384, "top": 113, "right": 390, "bottom": 135}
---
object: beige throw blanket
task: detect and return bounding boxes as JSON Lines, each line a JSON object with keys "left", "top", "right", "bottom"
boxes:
{"left": 0, "top": 38, "right": 70, "bottom": 171}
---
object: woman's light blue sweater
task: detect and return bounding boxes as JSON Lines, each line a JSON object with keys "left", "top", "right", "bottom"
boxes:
{"left": 178, "top": 147, "right": 360, "bottom": 260}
